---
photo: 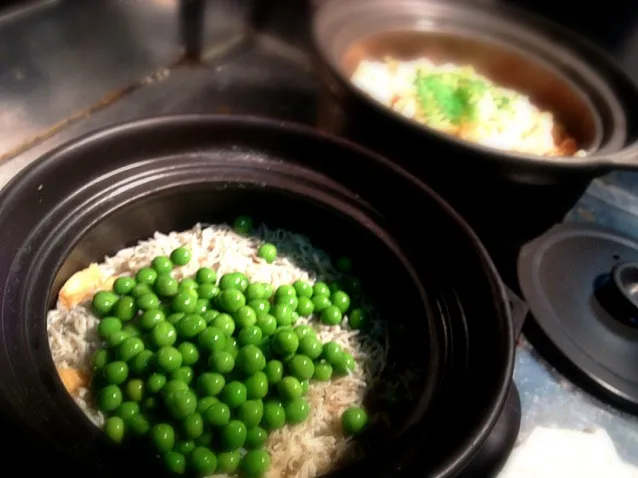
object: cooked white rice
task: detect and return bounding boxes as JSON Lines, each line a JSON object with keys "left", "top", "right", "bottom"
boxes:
{"left": 351, "top": 57, "right": 585, "bottom": 158}
{"left": 47, "top": 223, "right": 387, "bottom": 478}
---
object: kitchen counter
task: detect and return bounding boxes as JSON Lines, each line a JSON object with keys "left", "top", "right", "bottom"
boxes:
{"left": 1, "top": 0, "right": 637, "bottom": 472}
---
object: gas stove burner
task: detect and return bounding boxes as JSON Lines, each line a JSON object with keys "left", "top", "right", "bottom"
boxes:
{"left": 518, "top": 223, "right": 638, "bottom": 413}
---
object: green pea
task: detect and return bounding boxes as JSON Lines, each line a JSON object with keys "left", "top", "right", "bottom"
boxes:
{"left": 321, "top": 305, "right": 342, "bottom": 326}
{"left": 328, "top": 280, "right": 343, "bottom": 295}
{"left": 264, "top": 360, "right": 283, "bottom": 385}
{"left": 174, "top": 439, "right": 196, "bottom": 456}
{"left": 98, "top": 317, "right": 123, "bottom": 338}
{"left": 322, "top": 341, "right": 343, "bottom": 364}
{"left": 288, "top": 355, "right": 315, "bottom": 381}
{"left": 262, "top": 400, "right": 285, "bottom": 430}
{"left": 301, "top": 380, "right": 309, "bottom": 394}
{"left": 277, "top": 376, "right": 302, "bottom": 400}
{"left": 115, "top": 401, "right": 139, "bottom": 420}
{"left": 238, "top": 325, "right": 262, "bottom": 346}
{"left": 128, "top": 413, "right": 151, "bottom": 436}
{"left": 298, "top": 336, "right": 322, "bottom": 360}
{"left": 124, "top": 378, "right": 145, "bottom": 401}
{"left": 217, "top": 450, "right": 241, "bottom": 473}
{"left": 208, "top": 351, "right": 235, "bottom": 374}
{"left": 244, "top": 426, "right": 267, "bottom": 450}
{"left": 273, "top": 284, "right": 293, "bottom": 301}
{"left": 192, "top": 446, "right": 218, "bottom": 475}
{"left": 245, "top": 371, "right": 269, "bottom": 399}
{"left": 271, "top": 329, "right": 299, "bottom": 356}
{"left": 196, "top": 431, "right": 214, "bottom": 447}
{"left": 150, "top": 255, "right": 172, "bottom": 273}
{"left": 93, "top": 349, "right": 110, "bottom": 370}
{"left": 292, "top": 280, "right": 313, "bottom": 298}
{"left": 136, "top": 293, "right": 160, "bottom": 311}
{"left": 97, "top": 384, "right": 123, "bottom": 412}
{"left": 142, "top": 396, "right": 158, "bottom": 413}
{"left": 292, "top": 325, "right": 313, "bottom": 339}
{"left": 262, "top": 283, "right": 274, "bottom": 299}
{"left": 204, "top": 401, "right": 231, "bottom": 427}
{"left": 104, "top": 361, "right": 128, "bottom": 385}
{"left": 312, "top": 282, "right": 330, "bottom": 297}
{"left": 163, "top": 451, "right": 186, "bottom": 475}
{"left": 248, "top": 299, "right": 270, "bottom": 315}
{"left": 295, "top": 296, "right": 314, "bottom": 317}
{"left": 242, "top": 449, "right": 271, "bottom": 477}
{"left": 178, "top": 278, "right": 199, "bottom": 294}
{"left": 177, "top": 342, "right": 200, "bottom": 366}
{"left": 198, "top": 326, "right": 226, "bottom": 352}
{"left": 104, "top": 416, "right": 125, "bottom": 443}
{"left": 177, "top": 314, "right": 206, "bottom": 339}
{"left": 182, "top": 412, "right": 204, "bottom": 439}
{"left": 236, "top": 400, "right": 263, "bottom": 429}
{"left": 167, "top": 312, "right": 186, "bottom": 325}
{"left": 107, "top": 330, "right": 129, "bottom": 348}
{"left": 245, "top": 283, "right": 266, "bottom": 301}
{"left": 194, "top": 298, "right": 209, "bottom": 315}
{"left": 225, "top": 336, "right": 239, "bottom": 359}
{"left": 341, "top": 406, "right": 368, "bottom": 435}
{"left": 121, "top": 324, "right": 141, "bottom": 338}
{"left": 113, "top": 276, "right": 136, "bottom": 295}
{"left": 170, "top": 247, "right": 192, "bottom": 266}
{"left": 138, "top": 309, "right": 163, "bottom": 330}
{"left": 151, "top": 321, "right": 178, "bottom": 348}
{"left": 284, "top": 397, "right": 310, "bottom": 425}
{"left": 197, "top": 283, "right": 217, "bottom": 301}
{"left": 146, "top": 373, "right": 167, "bottom": 394}
{"left": 116, "top": 337, "right": 144, "bottom": 363}
{"left": 236, "top": 345, "right": 266, "bottom": 375}
{"left": 127, "top": 349, "right": 152, "bottom": 375}
{"left": 196, "top": 267, "right": 217, "bottom": 284}
{"left": 92, "top": 291, "right": 119, "bottom": 317}
{"left": 170, "top": 366, "right": 194, "bottom": 385}
{"left": 150, "top": 423, "right": 175, "bottom": 453}
{"left": 172, "top": 292, "right": 197, "bottom": 314}
{"left": 213, "top": 313, "right": 235, "bottom": 336}
{"left": 154, "top": 275, "right": 179, "bottom": 297}
{"left": 291, "top": 311, "right": 300, "bottom": 324}
{"left": 348, "top": 308, "right": 367, "bottom": 330}
{"left": 156, "top": 346, "right": 183, "bottom": 372}
{"left": 221, "top": 381, "right": 248, "bottom": 409}
{"left": 335, "top": 255, "right": 352, "bottom": 272}
{"left": 219, "top": 289, "right": 246, "bottom": 314}
{"left": 163, "top": 379, "right": 189, "bottom": 396}
{"left": 331, "top": 291, "right": 351, "bottom": 314}
{"left": 333, "top": 352, "right": 356, "bottom": 375}
{"left": 255, "top": 314, "right": 277, "bottom": 336}
{"left": 221, "top": 420, "right": 247, "bottom": 450}
{"left": 136, "top": 267, "right": 158, "bottom": 286}
{"left": 313, "top": 362, "right": 333, "bottom": 381}
{"left": 165, "top": 389, "right": 197, "bottom": 420}
{"left": 219, "top": 273, "right": 246, "bottom": 291}
{"left": 233, "top": 215, "right": 253, "bottom": 234}
{"left": 130, "top": 283, "right": 152, "bottom": 299}
{"left": 311, "top": 295, "right": 331, "bottom": 312}
{"left": 277, "top": 295, "right": 299, "bottom": 311}
{"left": 197, "top": 372, "right": 225, "bottom": 397}
{"left": 343, "top": 275, "right": 362, "bottom": 295}
{"left": 272, "top": 303, "right": 293, "bottom": 327}
{"left": 197, "top": 396, "right": 220, "bottom": 415}
{"left": 258, "top": 243, "right": 277, "bottom": 263}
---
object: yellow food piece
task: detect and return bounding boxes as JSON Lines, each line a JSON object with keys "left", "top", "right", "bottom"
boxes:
{"left": 57, "top": 367, "right": 89, "bottom": 396}
{"left": 58, "top": 263, "right": 115, "bottom": 309}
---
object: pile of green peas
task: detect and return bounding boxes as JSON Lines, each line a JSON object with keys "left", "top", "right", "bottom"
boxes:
{"left": 90, "top": 226, "right": 370, "bottom": 477}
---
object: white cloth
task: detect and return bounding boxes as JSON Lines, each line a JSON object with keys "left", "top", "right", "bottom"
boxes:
{"left": 499, "top": 427, "right": 638, "bottom": 478}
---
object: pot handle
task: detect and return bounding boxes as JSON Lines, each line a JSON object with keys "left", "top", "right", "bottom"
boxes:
{"left": 598, "top": 141, "right": 638, "bottom": 170}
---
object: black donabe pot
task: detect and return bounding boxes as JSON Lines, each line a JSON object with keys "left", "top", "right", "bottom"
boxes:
{"left": 0, "top": 116, "right": 512, "bottom": 477}
{"left": 312, "top": 0, "right": 638, "bottom": 248}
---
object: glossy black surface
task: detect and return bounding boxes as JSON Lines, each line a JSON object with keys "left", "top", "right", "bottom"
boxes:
{"left": 519, "top": 223, "right": 638, "bottom": 412}
{"left": 0, "top": 116, "right": 513, "bottom": 477}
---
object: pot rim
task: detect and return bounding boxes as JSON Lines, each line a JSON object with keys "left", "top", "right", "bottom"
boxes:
{"left": 0, "top": 114, "right": 514, "bottom": 477}
{"left": 312, "top": 0, "right": 638, "bottom": 171}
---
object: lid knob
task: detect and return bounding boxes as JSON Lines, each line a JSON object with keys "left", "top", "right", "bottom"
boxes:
{"left": 595, "top": 262, "right": 638, "bottom": 327}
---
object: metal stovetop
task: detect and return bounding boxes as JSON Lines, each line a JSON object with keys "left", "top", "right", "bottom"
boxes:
{"left": 0, "top": 0, "right": 637, "bottom": 471}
